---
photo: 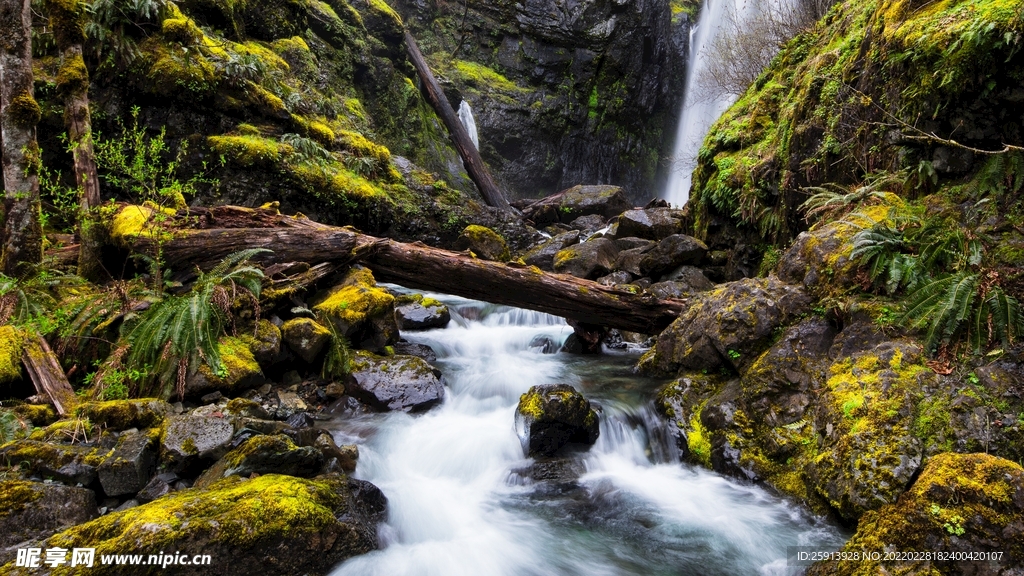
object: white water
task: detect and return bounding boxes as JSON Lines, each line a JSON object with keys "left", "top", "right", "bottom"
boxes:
{"left": 330, "top": 294, "right": 844, "bottom": 576}
{"left": 457, "top": 101, "right": 480, "bottom": 150}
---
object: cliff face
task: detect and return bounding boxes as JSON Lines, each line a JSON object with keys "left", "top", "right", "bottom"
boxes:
{"left": 392, "top": 0, "right": 689, "bottom": 203}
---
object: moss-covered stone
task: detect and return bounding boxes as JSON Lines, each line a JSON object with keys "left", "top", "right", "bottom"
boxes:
{"left": 207, "top": 135, "right": 291, "bottom": 168}
{"left": 187, "top": 336, "right": 265, "bottom": 397}
{"left": 194, "top": 434, "right": 324, "bottom": 488}
{"left": 0, "top": 480, "right": 97, "bottom": 566}
{"left": 807, "top": 453, "right": 1024, "bottom": 575}
{"left": 312, "top": 267, "right": 397, "bottom": 351}
{"left": 453, "top": 225, "right": 511, "bottom": 262}
{"left": 28, "top": 418, "right": 94, "bottom": 442}
{"left": 280, "top": 317, "right": 331, "bottom": 363}
{"left": 515, "top": 384, "right": 599, "bottom": 456}
{"left": 0, "top": 325, "right": 25, "bottom": 385}
{"left": 75, "top": 399, "right": 173, "bottom": 431}
{"left": 10, "top": 404, "right": 57, "bottom": 427}
{"left": 0, "top": 440, "right": 111, "bottom": 485}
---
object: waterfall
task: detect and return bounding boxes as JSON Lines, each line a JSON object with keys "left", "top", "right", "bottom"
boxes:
{"left": 457, "top": 100, "right": 480, "bottom": 150}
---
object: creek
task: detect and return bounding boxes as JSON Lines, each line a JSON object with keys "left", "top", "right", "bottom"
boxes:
{"left": 328, "top": 292, "right": 845, "bottom": 576}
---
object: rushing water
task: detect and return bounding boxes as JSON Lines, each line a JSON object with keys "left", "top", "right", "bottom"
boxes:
{"left": 457, "top": 101, "right": 480, "bottom": 150}
{"left": 328, "top": 292, "right": 845, "bottom": 576}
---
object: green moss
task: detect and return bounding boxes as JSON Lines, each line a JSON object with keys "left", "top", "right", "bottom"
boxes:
{"left": 196, "top": 336, "right": 263, "bottom": 390}
{"left": 208, "top": 135, "right": 291, "bottom": 167}
{"left": 449, "top": 60, "right": 525, "bottom": 93}
{"left": 141, "top": 38, "right": 217, "bottom": 96}
{"left": 28, "top": 418, "right": 93, "bottom": 442}
{"left": 9, "top": 93, "right": 41, "bottom": 128}
{"left": 308, "top": 121, "right": 336, "bottom": 145}
{"left": 108, "top": 204, "right": 173, "bottom": 247}
{"left": 0, "top": 480, "right": 44, "bottom": 520}
{"left": 54, "top": 52, "right": 88, "bottom": 97}
{"left": 235, "top": 123, "right": 261, "bottom": 136}
{"left": 162, "top": 17, "right": 203, "bottom": 45}
{"left": 687, "top": 404, "right": 712, "bottom": 467}
{"left": 76, "top": 399, "right": 170, "bottom": 430}
{"left": 11, "top": 404, "right": 57, "bottom": 426}
{"left": 367, "top": 0, "right": 402, "bottom": 26}
{"left": 46, "top": 0, "right": 87, "bottom": 46}
{"left": 0, "top": 325, "right": 25, "bottom": 384}
{"left": 314, "top": 268, "right": 394, "bottom": 329}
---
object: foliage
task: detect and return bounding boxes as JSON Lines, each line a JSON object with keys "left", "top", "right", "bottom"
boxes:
{"left": 0, "top": 271, "right": 82, "bottom": 335}
{"left": 318, "top": 316, "right": 351, "bottom": 380}
{"left": 86, "top": 0, "right": 169, "bottom": 68}
{"left": 122, "top": 249, "right": 266, "bottom": 398}
{"left": 800, "top": 173, "right": 904, "bottom": 223}
{"left": 280, "top": 133, "right": 332, "bottom": 166}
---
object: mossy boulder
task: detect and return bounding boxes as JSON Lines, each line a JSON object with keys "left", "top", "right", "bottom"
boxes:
{"left": 552, "top": 237, "right": 620, "bottom": 279}
{"left": 239, "top": 319, "right": 282, "bottom": 365}
{"left": 347, "top": 351, "right": 445, "bottom": 412}
{"left": 10, "top": 474, "right": 387, "bottom": 576}
{"left": 0, "top": 325, "right": 25, "bottom": 385}
{"left": 186, "top": 336, "right": 266, "bottom": 398}
{"left": 639, "top": 276, "right": 811, "bottom": 375}
{"left": 0, "top": 440, "right": 110, "bottom": 486}
{"left": 195, "top": 434, "right": 324, "bottom": 488}
{"left": 313, "top": 267, "right": 398, "bottom": 352}
{"left": 521, "top": 185, "right": 633, "bottom": 225}
{"left": 454, "top": 225, "right": 511, "bottom": 262}
{"left": 522, "top": 230, "right": 581, "bottom": 270}
{"left": 10, "top": 404, "right": 57, "bottom": 426}
{"left": 160, "top": 414, "right": 235, "bottom": 474}
{"left": 807, "top": 453, "right": 1024, "bottom": 575}
{"left": 0, "top": 481, "right": 98, "bottom": 565}
{"left": 614, "top": 208, "right": 685, "bottom": 240}
{"left": 281, "top": 317, "right": 332, "bottom": 363}
{"left": 515, "top": 384, "right": 599, "bottom": 456}
{"left": 76, "top": 399, "right": 173, "bottom": 431}
{"left": 394, "top": 293, "right": 451, "bottom": 330}
{"left": 97, "top": 430, "right": 158, "bottom": 497}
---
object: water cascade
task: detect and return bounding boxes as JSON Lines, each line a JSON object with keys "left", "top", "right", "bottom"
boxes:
{"left": 457, "top": 101, "right": 480, "bottom": 150}
{"left": 329, "top": 292, "right": 845, "bottom": 576}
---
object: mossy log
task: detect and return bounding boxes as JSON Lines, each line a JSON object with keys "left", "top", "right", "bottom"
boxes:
{"left": 21, "top": 334, "right": 76, "bottom": 416}
{"left": 403, "top": 30, "right": 511, "bottom": 213}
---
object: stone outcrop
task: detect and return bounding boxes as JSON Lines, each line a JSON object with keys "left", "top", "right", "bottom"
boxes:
{"left": 515, "top": 384, "right": 599, "bottom": 456}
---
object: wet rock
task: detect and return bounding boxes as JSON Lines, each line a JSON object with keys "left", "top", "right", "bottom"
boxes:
{"left": 553, "top": 237, "right": 620, "bottom": 279}
{"left": 243, "top": 319, "right": 282, "bottom": 365}
{"left": 347, "top": 352, "right": 445, "bottom": 412}
{"left": 24, "top": 474, "right": 386, "bottom": 576}
{"left": 638, "top": 234, "right": 708, "bottom": 277}
{"left": 76, "top": 399, "right": 172, "bottom": 430}
{"left": 521, "top": 185, "right": 632, "bottom": 225}
{"left": 0, "top": 481, "right": 97, "bottom": 564}
{"left": 391, "top": 341, "right": 438, "bottom": 363}
{"left": 510, "top": 457, "right": 586, "bottom": 486}
{"left": 640, "top": 277, "right": 812, "bottom": 374}
{"left": 658, "top": 265, "right": 715, "bottom": 290}
{"left": 454, "top": 225, "right": 511, "bottom": 262}
{"left": 186, "top": 336, "right": 266, "bottom": 398}
{"left": 194, "top": 434, "right": 324, "bottom": 488}
{"left": 614, "top": 237, "right": 654, "bottom": 251}
{"left": 272, "top": 390, "right": 308, "bottom": 419}
{"left": 515, "top": 384, "right": 599, "bottom": 456}
{"left": 160, "top": 414, "right": 234, "bottom": 473}
{"left": 314, "top": 433, "right": 358, "bottom": 473}
{"left": 615, "top": 244, "right": 656, "bottom": 276}
{"left": 281, "top": 317, "right": 331, "bottom": 363}
{"left": 596, "top": 270, "right": 633, "bottom": 286}
{"left": 528, "top": 335, "right": 559, "bottom": 354}
{"left": 97, "top": 430, "right": 157, "bottom": 497}
{"left": 522, "top": 230, "right": 581, "bottom": 270}
{"left": 615, "top": 208, "right": 684, "bottom": 240}
{"left": 394, "top": 294, "right": 451, "bottom": 330}
{"left": 313, "top": 267, "right": 398, "bottom": 352}
{"left": 807, "top": 453, "right": 1024, "bottom": 575}
{"left": 568, "top": 214, "right": 607, "bottom": 233}
{"left": 224, "top": 397, "right": 271, "bottom": 420}
{"left": 0, "top": 440, "right": 108, "bottom": 486}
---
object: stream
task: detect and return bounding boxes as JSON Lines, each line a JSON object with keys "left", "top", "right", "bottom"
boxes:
{"left": 327, "top": 291, "right": 846, "bottom": 576}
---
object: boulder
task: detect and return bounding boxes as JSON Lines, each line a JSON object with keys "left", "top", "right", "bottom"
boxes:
{"left": 241, "top": 319, "right": 282, "bottom": 365}
{"left": 18, "top": 474, "right": 386, "bottom": 576}
{"left": 281, "top": 317, "right": 332, "bottom": 363}
{"left": 195, "top": 434, "right": 324, "bottom": 488}
{"left": 0, "top": 440, "right": 109, "bottom": 486}
{"left": 614, "top": 208, "right": 684, "bottom": 240}
{"left": 595, "top": 270, "right": 632, "bottom": 286}
{"left": 522, "top": 185, "right": 631, "bottom": 225}
{"left": 313, "top": 267, "right": 398, "bottom": 351}
{"left": 454, "top": 225, "right": 511, "bottom": 262}
{"left": 186, "top": 336, "right": 266, "bottom": 398}
{"left": 135, "top": 474, "right": 175, "bottom": 503}
{"left": 658, "top": 265, "right": 715, "bottom": 290}
{"left": 637, "top": 234, "right": 708, "bottom": 277}
{"left": 0, "top": 481, "right": 97, "bottom": 565}
{"left": 314, "top": 433, "right": 358, "bottom": 474}
{"left": 553, "top": 238, "right": 620, "bottom": 279}
{"left": 394, "top": 294, "right": 451, "bottom": 330}
{"left": 807, "top": 453, "right": 1024, "bottom": 575}
{"left": 391, "top": 341, "right": 438, "bottom": 363}
{"left": 522, "top": 230, "right": 581, "bottom": 270}
{"left": 614, "top": 237, "right": 655, "bottom": 251}
{"left": 348, "top": 352, "right": 445, "bottom": 412}
{"left": 640, "top": 277, "right": 811, "bottom": 375}
{"left": 97, "top": 430, "right": 157, "bottom": 497}
{"left": 76, "top": 399, "right": 173, "bottom": 430}
{"left": 515, "top": 384, "right": 599, "bottom": 456}
{"left": 615, "top": 244, "right": 655, "bottom": 276}
{"left": 160, "top": 414, "right": 235, "bottom": 473}
{"left": 568, "top": 214, "right": 607, "bottom": 233}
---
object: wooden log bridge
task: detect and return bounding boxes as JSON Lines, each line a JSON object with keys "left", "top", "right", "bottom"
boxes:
{"left": 106, "top": 207, "right": 688, "bottom": 334}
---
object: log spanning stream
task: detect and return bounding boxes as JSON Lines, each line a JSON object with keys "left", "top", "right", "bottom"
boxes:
{"left": 326, "top": 290, "right": 846, "bottom": 575}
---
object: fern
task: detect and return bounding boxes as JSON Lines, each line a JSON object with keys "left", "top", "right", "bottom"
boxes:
{"left": 319, "top": 317, "right": 352, "bottom": 380}
{"left": 901, "top": 273, "right": 980, "bottom": 352}
{"left": 123, "top": 249, "right": 267, "bottom": 398}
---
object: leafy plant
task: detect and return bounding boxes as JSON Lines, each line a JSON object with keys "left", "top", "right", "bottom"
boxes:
{"left": 86, "top": 0, "right": 169, "bottom": 68}
{"left": 800, "top": 173, "right": 904, "bottom": 223}
{"left": 281, "top": 133, "right": 333, "bottom": 166}
{"left": 123, "top": 249, "right": 267, "bottom": 398}
{"left": 318, "top": 317, "right": 352, "bottom": 380}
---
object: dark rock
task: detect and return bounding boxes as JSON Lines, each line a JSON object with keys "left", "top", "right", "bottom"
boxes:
{"left": 224, "top": 397, "right": 271, "bottom": 419}
{"left": 522, "top": 185, "right": 632, "bottom": 225}
{"left": 285, "top": 412, "right": 316, "bottom": 429}
{"left": 348, "top": 352, "right": 445, "bottom": 412}
{"left": 201, "top": 391, "right": 224, "bottom": 404}
{"left": 615, "top": 208, "right": 684, "bottom": 240}
{"left": 0, "top": 440, "right": 106, "bottom": 486}
{"left": 553, "top": 237, "right": 620, "bottom": 279}
{"left": 510, "top": 457, "right": 586, "bottom": 485}
{"left": 314, "top": 433, "right": 358, "bottom": 474}
{"left": 596, "top": 270, "right": 633, "bottom": 286}
{"left": 658, "top": 265, "right": 715, "bottom": 290}
{"left": 392, "top": 341, "right": 438, "bottom": 362}
{"left": 568, "top": 214, "right": 608, "bottom": 233}
{"left": 194, "top": 434, "right": 324, "bottom": 488}
{"left": 613, "top": 236, "right": 655, "bottom": 251}
{"left": 97, "top": 431, "right": 157, "bottom": 497}
{"left": 522, "top": 230, "right": 581, "bottom": 270}
{"left": 638, "top": 234, "right": 708, "bottom": 277}
{"left": 114, "top": 499, "right": 139, "bottom": 512}
{"left": 246, "top": 319, "right": 282, "bottom": 365}
{"left": 135, "top": 475, "right": 173, "bottom": 504}
{"left": 160, "top": 414, "right": 234, "bottom": 473}
{"left": 271, "top": 390, "right": 308, "bottom": 419}
{"left": 394, "top": 294, "right": 451, "bottom": 330}
{"left": 615, "top": 244, "right": 655, "bottom": 276}
{"left": 528, "top": 335, "right": 559, "bottom": 354}
{"left": 454, "top": 225, "right": 511, "bottom": 261}
{"left": 76, "top": 399, "right": 172, "bottom": 430}
{"left": 515, "top": 384, "right": 600, "bottom": 456}
{"left": 313, "top": 267, "right": 398, "bottom": 352}
{"left": 647, "top": 281, "right": 694, "bottom": 299}
{"left": 0, "top": 481, "right": 97, "bottom": 565}
{"left": 281, "top": 317, "right": 332, "bottom": 363}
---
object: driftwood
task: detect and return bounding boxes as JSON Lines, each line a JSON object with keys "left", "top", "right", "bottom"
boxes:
{"left": 403, "top": 30, "right": 511, "bottom": 213}
{"left": 22, "top": 334, "right": 77, "bottom": 416}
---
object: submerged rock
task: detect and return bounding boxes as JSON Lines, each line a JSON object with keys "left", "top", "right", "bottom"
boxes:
{"left": 454, "top": 225, "right": 511, "bottom": 262}
{"left": 0, "top": 480, "right": 98, "bottom": 565}
{"left": 807, "top": 453, "right": 1024, "bottom": 575}
{"left": 394, "top": 294, "right": 451, "bottom": 330}
{"left": 347, "top": 352, "right": 445, "bottom": 412}
{"left": 515, "top": 384, "right": 599, "bottom": 456}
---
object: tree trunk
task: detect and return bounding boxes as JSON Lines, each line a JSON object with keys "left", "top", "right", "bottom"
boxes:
{"left": 403, "top": 30, "right": 512, "bottom": 213}
{"left": 45, "top": 0, "right": 102, "bottom": 280}
{"left": 0, "top": 0, "right": 43, "bottom": 277}
{"left": 22, "top": 334, "right": 77, "bottom": 416}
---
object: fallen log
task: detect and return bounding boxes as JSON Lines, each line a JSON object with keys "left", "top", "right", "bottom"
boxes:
{"left": 22, "top": 335, "right": 77, "bottom": 416}
{"left": 403, "top": 30, "right": 512, "bottom": 213}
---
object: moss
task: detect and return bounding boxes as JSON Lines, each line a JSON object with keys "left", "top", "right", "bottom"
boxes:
{"left": 11, "top": 404, "right": 57, "bottom": 426}
{"left": 457, "top": 225, "right": 511, "bottom": 262}
{"left": 28, "top": 418, "right": 93, "bottom": 442}
{"left": 236, "top": 123, "right": 261, "bottom": 136}
{"left": 247, "top": 83, "right": 289, "bottom": 117}
{"left": 449, "top": 60, "right": 525, "bottom": 93}
{"left": 196, "top": 336, "right": 263, "bottom": 391}
{"left": 308, "top": 121, "right": 336, "bottom": 145}
{"left": 224, "top": 397, "right": 261, "bottom": 416}
{"left": 0, "top": 480, "right": 44, "bottom": 520}
{"left": 76, "top": 399, "right": 170, "bottom": 430}
{"left": 54, "top": 52, "right": 88, "bottom": 97}
{"left": 0, "top": 325, "right": 25, "bottom": 384}
{"left": 141, "top": 38, "right": 217, "bottom": 96}
{"left": 46, "top": 0, "right": 87, "bottom": 46}
{"left": 207, "top": 135, "right": 291, "bottom": 167}
{"left": 367, "top": 0, "right": 402, "bottom": 26}
{"left": 272, "top": 36, "right": 310, "bottom": 53}
{"left": 687, "top": 404, "right": 712, "bottom": 467}
{"left": 9, "top": 93, "right": 41, "bottom": 128}
{"left": 161, "top": 17, "right": 204, "bottom": 45}
{"left": 108, "top": 204, "right": 172, "bottom": 247}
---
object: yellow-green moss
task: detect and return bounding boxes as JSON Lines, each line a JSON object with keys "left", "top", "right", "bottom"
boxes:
{"left": 308, "top": 121, "right": 336, "bottom": 145}
{"left": 142, "top": 39, "right": 217, "bottom": 96}
{"left": 11, "top": 404, "right": 57, "bottom": 426}
{"left": 9, "top": 93, "right": 41, "bottom": 128}
{"left": 0, "top": 480, "right": 44, "bottom": 519}
{"left": 247, "top": 83, "right": 289, "bottom": 117}
{"left": 46, "top": 0, "right": 87, "bottom": 46}
{"left": 367, "top": 0, "right": 402, "bottom": 26}
{"left": 75, "top": 399, "right": 170, "bottom": 430}
{"left": 197, "top": 336, "right": 263, "bottom": 390}
{"left": 235, "top": 122, "right": 261, "bottom": 136}
{"left": 272, "top": 36, "right": 310, "bottom": 53}
{"left": 161, "top": 17, "right": 204, "bottom": 45}
{"left": 0, "top": 325, "right": 25, "bottom": 384}
{"left": 313, "top": 268, "right": 394, "bottom": 328}
{"left": 108, "top": 204, "right": 172, "bottom": 247}
{"left": 687, "top": 405, "right": 712, "bottom": 467}
{"left": 449, "top": 60, "right": 524, "bottom": 93}
{"left": 28, "top": 418, "right": 93, "bottom": 442}
{"left": 207, "top": 134, "right": 290, "bottom": 167}
{"left": 54, "top": 53, "right": 88, "bottom": 97}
